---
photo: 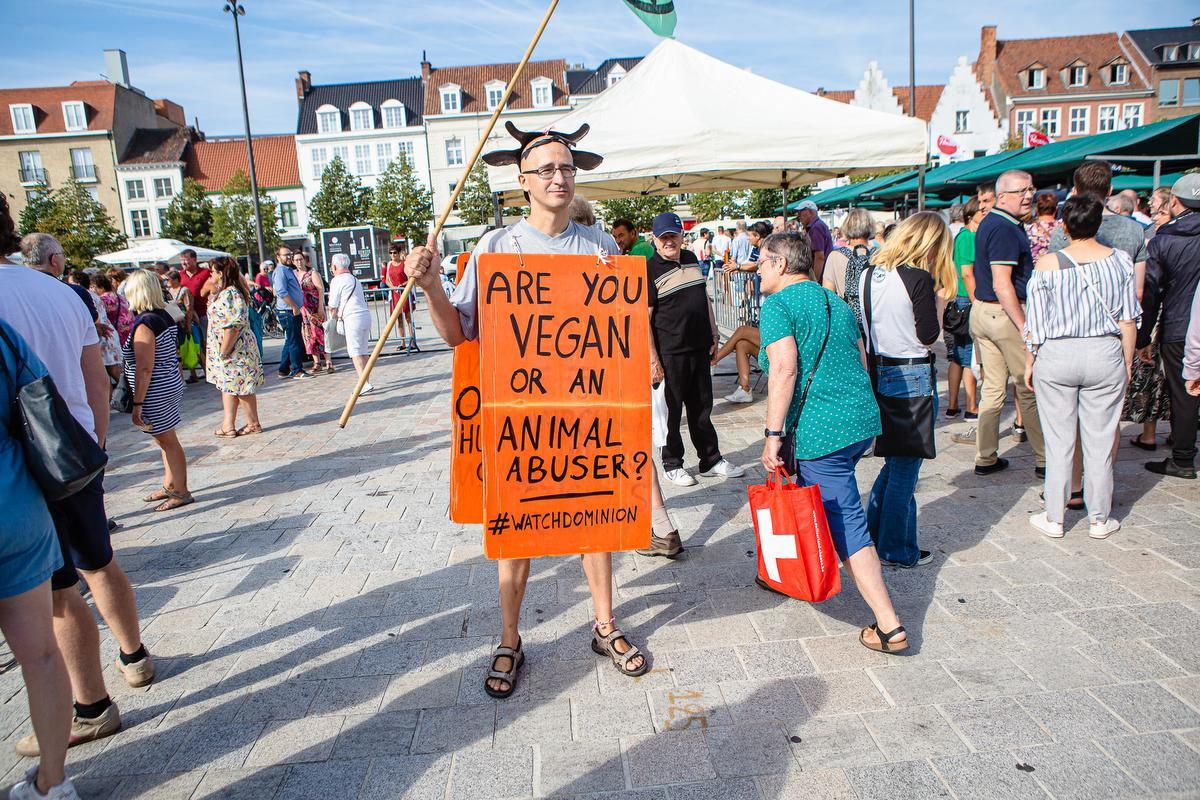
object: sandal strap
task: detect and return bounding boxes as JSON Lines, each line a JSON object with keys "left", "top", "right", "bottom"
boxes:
{"left": 492, "top": 646, "right": 518, "bottom": 658}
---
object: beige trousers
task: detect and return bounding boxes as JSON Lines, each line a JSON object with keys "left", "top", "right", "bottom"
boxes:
{"left": 969, "top": 301, "right": 1045, "bottom": 467}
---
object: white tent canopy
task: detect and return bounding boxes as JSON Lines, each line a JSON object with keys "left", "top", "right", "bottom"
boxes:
{"left": 491, "top": 39, "right": 927, "bottom": 204}
{"left": 94, "top": 239, "right": 231, "bottom": 266}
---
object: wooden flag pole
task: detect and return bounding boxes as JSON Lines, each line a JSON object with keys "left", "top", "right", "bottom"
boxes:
{"left": 338, "top": 0, "right": 561, "bottom": 428}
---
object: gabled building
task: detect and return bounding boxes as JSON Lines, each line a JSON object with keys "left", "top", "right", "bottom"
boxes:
{"left": 293, "top": 71, "right": 427, "bottom": 223}
{"left": 926, "top": 56, "right": 1008, "bottom": 164}
{"left": 0, "top": 49, "right": 184, "bottom": 229}
{"left": 1121, "top": 19, "right": 1200, "bottom": 120}
{"left": 567, "top": 57, "right": 643, "bottom": 104}
{"left": 421, "top": 56, "right": 572, "bottom": 223}
{"left": 975, "top": 25, "right": 1152, "bottom": 140}
{"left": 817, "top": 61, "right": 944, "bottom": 122}
{"left": 115, "top": 125, "right": 199, "bottom": 241}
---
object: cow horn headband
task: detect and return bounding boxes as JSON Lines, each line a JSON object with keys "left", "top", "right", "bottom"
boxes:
{"left": 481, "top": 121, "right": 603, "bottom": 170}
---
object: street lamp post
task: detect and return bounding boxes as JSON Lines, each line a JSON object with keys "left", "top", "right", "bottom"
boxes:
{"left": 910, "top": 0, "right": 926, "bottom": 212}
{"left": 224, "top": 1, "right": 267, "bottom": 267}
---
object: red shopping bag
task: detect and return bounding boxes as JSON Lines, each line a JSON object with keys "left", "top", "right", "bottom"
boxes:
{"left": 748, "top": 468, "right": 841, "bottom": 602}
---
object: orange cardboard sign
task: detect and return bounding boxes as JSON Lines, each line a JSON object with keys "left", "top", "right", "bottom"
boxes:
{"left": 449, "top": 253, "right": 483, "bottom": 524}
{"left": 477, "top": 253, "right": 652, "bottom": 559}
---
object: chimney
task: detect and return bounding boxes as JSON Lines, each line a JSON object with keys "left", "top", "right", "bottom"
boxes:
{"left": 977, "top": 25, "right": 998, "bottom": 88}
{"left": 296, "top": 70, "right": 311, "bottom": 105}
{"left": 154, "top": 98, "right": 186, "bottom": 126}
{"left": 421, "top": 50, "right": 432, "bottom": 82}
{"left": 1193, "top": 16, "right": 1200, "bottom": 25}
{"left": 104, "top": 48, "right": 131, "bottom": 88}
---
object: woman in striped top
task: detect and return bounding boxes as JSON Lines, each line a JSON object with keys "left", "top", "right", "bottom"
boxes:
{"left": 122, "top": 270, "right": 192, "bottom": 512}
{"left": 1024, "top": 195, "right": 1140, "bottom": 540}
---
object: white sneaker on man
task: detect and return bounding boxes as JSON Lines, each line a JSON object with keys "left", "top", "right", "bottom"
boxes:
{"left": 360, "top": 383, "right": 375, "bottom": 395}
{"left": 1089, "top": 518, "right": 1120, "bottom": 539}
{"left": 1029, "top": 511, "right": 1064, "bottom": 538}
{"left": 700, "top": 459, "right": 746, "bottom": 478}
{"left": 9, "top": 766, "right": 81, "bottom": 800}
{"left": 665, "top": 468, "right": 698, "bottom": 487}
{"left": 724, "top": 386, "right": 754, "bottom": 404}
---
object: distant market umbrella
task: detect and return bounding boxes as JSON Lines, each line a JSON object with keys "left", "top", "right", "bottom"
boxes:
{"left": 622, "top": 0, "right": 676, "bottom": 36}
{"left": 94, "top": 239, "right": 231, "bottom": 266}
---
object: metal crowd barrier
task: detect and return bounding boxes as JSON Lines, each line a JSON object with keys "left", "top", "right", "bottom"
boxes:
{"left": 362, "top": 287, "right": 422, "bottom": 346}
{"left": 709, "top": 270, "right": 762, "bottom": 340}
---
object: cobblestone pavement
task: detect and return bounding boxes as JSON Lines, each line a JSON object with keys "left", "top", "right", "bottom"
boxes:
{"left": 3, "top": 320, "right": 1199, "bottom": 800}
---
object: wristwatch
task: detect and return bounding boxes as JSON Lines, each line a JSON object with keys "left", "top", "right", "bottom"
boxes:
{"left": 764, "top": 428, "right": 784, "bottom": 438}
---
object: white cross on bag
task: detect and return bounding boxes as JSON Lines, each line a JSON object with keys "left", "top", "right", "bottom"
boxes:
{"left": 755, "top": 508, "right": 798, "bottom": 583}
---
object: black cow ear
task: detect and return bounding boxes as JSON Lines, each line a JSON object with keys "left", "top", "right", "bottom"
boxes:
{"left": 482, "top": 150, "right": 521, "bottom": 167}
{"left": 573, "top": 150, "right": 603, "bottom": 170}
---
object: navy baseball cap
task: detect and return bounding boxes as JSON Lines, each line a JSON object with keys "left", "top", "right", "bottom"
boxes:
{"left": 651, "top": 212, "right": 684, "bottom": 238}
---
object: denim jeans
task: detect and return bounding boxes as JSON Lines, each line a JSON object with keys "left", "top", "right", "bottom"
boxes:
{"left": 867, "top": 361, "right": 936, "bottom": 565}
{"left": 277, "top": 309, "right": 305, "bottom": 376}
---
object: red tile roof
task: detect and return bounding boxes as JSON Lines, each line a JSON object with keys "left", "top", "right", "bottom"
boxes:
{"left": 816, "top": 85, "right": 944, "bottom": 122}
{"left": 0, "top": 82, "right": 118, "bottom": 136}
{"left": 186, "top": 135, "right": 300, "bottom": 192}
{"left": 423, "top": 59, "right": 569, "bottom": 116}
{"left": 993, "top": 33, "right": 1148, "bottom": 96}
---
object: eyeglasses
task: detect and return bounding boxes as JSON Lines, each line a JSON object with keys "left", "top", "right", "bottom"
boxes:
{"left": 520, "top": 164, "right": 578, "bottom": 180}
{"left": 1000, "top": 186, "right": 1037, "bottom": 196}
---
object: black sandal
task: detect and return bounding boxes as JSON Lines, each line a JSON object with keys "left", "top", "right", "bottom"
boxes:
{"left": 483, "top": 638, "right": 523, "bottom": 699}
{"left": 859, "top": 623, "right": 909, "bottom": 654}
{"left": 591, "top": 621, "right": 650, "bottom": 677}
{"left": 1130, "top": 437, "right": 1156, "bottom": 451}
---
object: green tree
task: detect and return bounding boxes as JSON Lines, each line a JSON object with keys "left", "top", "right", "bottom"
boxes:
{"left": 745, "top": 186, "right": 809, "bottom": 217}
{"left": 17, "top": 184, "right": 55, "bottom": 236}
{"left": 595, "top": 195, "right": 673, "bottom": 230}
{"left": 160, "top": 178, "right": 215, "bottom": 247}
{"left": 307, "top": 156, "right": 370, "bottom": 236}
{"left": 210, "top": 170, "right": 281, "bottom": 261}
{"left": 686, "top": 190, "right": 746, "bottom": 222}
{"left": 25, "top": 178, "right": 126, "bottom": 265}
{"left": 370, "top": 156, "right": 433, "bottom": 246}
{"left": 456, "top": 162, "right": 496, "bottom": 226}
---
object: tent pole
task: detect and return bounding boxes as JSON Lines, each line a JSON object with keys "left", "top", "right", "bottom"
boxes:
{"left": 1153, "top": 159, "right": 1162, "bottom": 191}
{"left": 917, "top": 165, "right": 926, "bottom": 212}
{"left": 781, "top": 170, "right": 789, "bottom": 225}
{"left": 492, "top": 191, "right": 504, "bottom": 227}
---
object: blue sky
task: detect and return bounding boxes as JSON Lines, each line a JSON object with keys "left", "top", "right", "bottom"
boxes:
{"left": 4, "top": 1, "right": 1195, "bottom": 136}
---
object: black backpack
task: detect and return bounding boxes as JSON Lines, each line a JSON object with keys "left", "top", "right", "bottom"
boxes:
{"left": 839, "top": 244, "right": 873, "bottom": 326}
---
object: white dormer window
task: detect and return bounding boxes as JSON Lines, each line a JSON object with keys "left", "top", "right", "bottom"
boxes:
{"left": 1109, "top": 63, "right": 1129, "bottom": 84}
{"left": 1068, "top": 65, "right": 1086, "bottom": 87}
{"left": 316, "top": 104, "right": 341, "bottom": 133}
{"left": 440, "top": 84, "right": 461, "bottom": 113}
{"left": 381, "top": 99, "right": 406, "bottom": 129}
{"left": 9, "top": 104, "right": 35, "bottom": 134}
{"left": 531, "top": 77, "right": 553, "bottom": 108}
{"left": 485, "top": 80, "right": 506, "bottom": 111}
{"left": 1190, "top": 44, "right": 1200, "bottom": 60}
{"left": 62, "top": 101, "right": 86, "bottom": 131}
{"left": 1027, "top": 68, "right": 1045, "bottom": 90}
{"left": 1163, "top": 45, "right": 1179, "bottom": 61}
{"left": 606, "top": 65, "right": 627, "bottom": 88}
{"left": 349, "top": 101, "right": 373, "bottom": 131}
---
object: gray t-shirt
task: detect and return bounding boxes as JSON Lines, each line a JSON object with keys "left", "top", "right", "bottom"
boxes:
{"left": 450, "top": 219, "right": 619, "bottom": 340}
{"left": 1048, "top": 212, "right": 1149, "bottom": 264}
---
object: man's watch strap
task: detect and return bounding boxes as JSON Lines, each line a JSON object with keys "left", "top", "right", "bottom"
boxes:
{"left": 764, "top": 428, "right": 784, "bottom": 438}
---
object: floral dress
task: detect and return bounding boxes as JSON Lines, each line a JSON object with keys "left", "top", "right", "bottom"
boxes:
{"left": 101, "top": 292, "right": 134, "bottom": 346}
{"left": 300, "top": 270, "right": 326, "bottom": 357}
{"left": 205, "top": 287, "right": 265, "bottom": 395}
{"left": 1026, "top": 218, "right": 1060, "bottom": 262}
{"left": 89, "top": 289, "right": 121, "bottom": 366}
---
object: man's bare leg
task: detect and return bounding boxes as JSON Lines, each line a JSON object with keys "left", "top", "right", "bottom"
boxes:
{"left": 52, "top": 589, "right": 108, "bottom": 705}
{"left": 487, "top": 558, "right": 530, "bottom": 694}
{"left": 79, "top": 562, "right": 144, "bottom": 657}
{"left": 581, "top": 552, "right": 644, "bottom": 671}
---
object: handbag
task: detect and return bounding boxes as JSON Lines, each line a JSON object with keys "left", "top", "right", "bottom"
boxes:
{"left": 748, "top": 467, "right": 841, "bottom": 602}
{"left": 179, "top": 334, "right": 201, "bottom": 371}
{"left": 942, "top": 300, "right": 970, "bottom": 337}
{"left": 110, "top": 373, "right": 133, "bottom": 414}
{"left": 164, "top": 301, "right": 185, "bottom": 325}
{"left": 0, "top": 325, "right": 108, "bottom": 501}
{"left": 323, "top": 316, "right": 346, "bottom": 353}
{"left": 651, "top": 380, "right": 668, "bottom": 448}
{"left": 862, "top": 267, "right": 936, "bottom": 459}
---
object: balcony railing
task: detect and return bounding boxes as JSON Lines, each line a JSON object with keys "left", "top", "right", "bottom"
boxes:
{"left": 18, "top": 166, "right": 46, "bottom": 184}
{"left": 70, "top": 163, "right": 97, "bottom": 181}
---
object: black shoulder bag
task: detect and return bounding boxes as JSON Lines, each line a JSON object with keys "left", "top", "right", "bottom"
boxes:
{"left": 0, "top": 324, "right": 108, "bottom": 501}
{"left": 861, "top": 267, "right": 936, "bottom": 459}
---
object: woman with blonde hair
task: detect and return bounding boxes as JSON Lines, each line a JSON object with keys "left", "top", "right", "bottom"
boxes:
{"left": 859, "top": 211, "right": 955, "bottom": 567}
{"left": 122, "top": 269, "right": 191, "bottom": 511}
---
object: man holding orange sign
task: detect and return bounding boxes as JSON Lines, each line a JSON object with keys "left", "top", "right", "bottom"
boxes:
{"left": 404, "top": 122, "right": 652, "bottom": 699}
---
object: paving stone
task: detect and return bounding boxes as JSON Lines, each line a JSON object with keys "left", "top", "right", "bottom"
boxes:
{"left": 867, "top": 662, "right": 968, "bottom": 707}
{"left": 164, "top": 722, "right": 262, "bottom": 771}
{"left": 665, "top": 777, "right": 759, "bottom": 800}
{"left": 537, "top": 738, "right": 625, "bottom": 797}
{"left": 624, "top": 730, "right": 717, "bottom": 787}
{"left": 447, "top": 747, "right": 534, "bottom": 800}
{"left": 733, "top": 640, "right": 815, "bottom": 680}
{"left": 666, "top": 647, "right": 747, "bottom": 685}
{"left": 1016, "top": 689, "right": 1134, "bottom": 740}
{"left": 940, "top": 655, "right": 1041, "bottom": 700}
{"left": 573, "top": 691, "right": 655, "bottom": 741}
{"left": 410, "top": 704, "right": 495, "bottom": 754}
{"left": 1090, "top": 681, "right": 1200, "bottom": 733}
{"left": 1014, "top": 741, "right": 1142, "bottom": 800}
{"left": 785, "top": 716, "right": 882, "bottom": 770}
{"left": 276, "top": 759, "right": 371, "bottom": 800}
{"left": 1146, "top": 635, "right": 1200, "bottom": 673}
{"left": 232, "top": 679, "right": 321, "bottom": 723}
{"left": 703, "top": 721, "right": 794, "bottom": 777}
{"left": 861, "top": 706, "right": 969, "bottom": 760}
{"left": 646, "top": 684, "right": 733, "bottom": 732}
{"left": 109, "top": 771, "right": 204, "bottom": 800}
{"left": 844, "top": 760, "right": 952, "bottom": 799}
{"left": 359, "top": 754, "right": 453, "bottom": 800}
{"left": 929, "top": 751, "right": 1049, "bottom": 800}
{"left": 495, "top": 699, "right": 570, "bottom": 746}
{"left": 938, "top": 697, "right": 1052, "bottom": 751}
{"left": 191, "top": 766, "right": 289, "bottom": 799}
{"left": 755, "top": 769, "right": 858, "bottom": 800}
{"left": 331, "top": 711, "right": 418, "bottom": 758}
{"left": 1127, "top": 602, "right": 1200, "bottom": 637}
{"left": 1009, "top": 646, "right": 1117, "bottom": 691}
{"left": 308, "top": 675, "right": 389, "bottom": 716}
{"left": 243, "top": 715, "right": 343, "bottom": 767}
{"left": 802, "top": 635, "right": 888, "bottom": 672}
{"left": 1102, "top": 731, "right": 1200, "bottom": 794}
{"left": 1082, "top": 640, "right": 1186, "bottom": 681}
{"left": 719, "top": 679, "right": 810, "bottom": 724}
{"left": 381, "top": 669, "right": 463, "bottom": 711}
{"left": 793, "top": 670, "right": 889, "bottom": 716}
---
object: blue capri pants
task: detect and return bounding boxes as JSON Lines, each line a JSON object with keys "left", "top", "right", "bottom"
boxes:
{"left": 782, "top": 436, "right": 874, "bottom": 561}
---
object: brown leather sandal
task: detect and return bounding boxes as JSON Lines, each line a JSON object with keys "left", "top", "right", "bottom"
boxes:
{"left": 591, "top": 621, "right": 650, "bottom": 677}
{"left": 143, "top": 486, "right": 172, "bottom": 503}
{"left": 154, "top": 490, "right": 194, "bottom": 512}
{"left": 484, "top": 638, "right": 523, "bottom": 699}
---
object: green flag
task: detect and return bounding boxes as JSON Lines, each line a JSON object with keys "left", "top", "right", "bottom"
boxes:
{"left": 622, "top": 0, "right": 676, "bottom": 37}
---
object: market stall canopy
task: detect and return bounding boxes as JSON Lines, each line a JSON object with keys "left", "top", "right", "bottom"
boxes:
{"left": 802, "top": 170, "right": 919, "bottom": 209}
{"left": 490, "top": 39, "right": 927, "bottom": 204}
{"left": 94, "top": 239, "right": 232, "bottom": 266}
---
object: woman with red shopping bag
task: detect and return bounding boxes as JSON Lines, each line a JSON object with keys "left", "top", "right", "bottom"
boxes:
{"left": 753, "top": 231, "right": 910, "bottom": 654}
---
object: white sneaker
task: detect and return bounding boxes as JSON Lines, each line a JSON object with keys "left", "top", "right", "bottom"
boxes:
{"left": 700, "top": 459, "right": 746, "bottom": 478}
{"left": 360, "top": 383, "right": 375, "bottom": 395}
{"left": 1089, "top": 518, "right": 1120, "bottom": 539}
{"left": 665, "top": 468, "right": 697, "bottom": 487}
{"left": 1029, "top": 511, "right": 1064, "bottom": 538}
{"left": 724, "top": 386, "right": 754, "bottom": 404}
{"left": 10, "top": 767, "right": 81, "bottom": 800}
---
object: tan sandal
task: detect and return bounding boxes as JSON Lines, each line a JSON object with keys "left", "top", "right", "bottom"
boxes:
{"left": 213, "top": 428, "right": 240, "bottom": 438}
{"left": 325, "top": 364, "right": 335, "bottom": 374}
{"left": 859, "top": 623, "right": 909, "bottom": 654}
{"left": 154, "top": 490, "right": 194, "bottom": 512}
{"left": 484, "top": 638, "right": 523, "bottom": 699}
{"left": 590, "top": 620, "right": 649, "bottom": 677}
{"left": 143, "top": 486, "right": 172, "bottom": 503}
{"left": 237, "top": 423, "right": 263, "bottom": 435}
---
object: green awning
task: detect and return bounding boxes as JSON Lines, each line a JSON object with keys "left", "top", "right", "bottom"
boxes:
{"left": 803, "top": 170, "right": 918, "bottom": 209}
{"left": 1110, "top": 172, "right": 1182, "bottom": 192}
{"left": 873, "top": 150, "right": 1029, "bottom": 201}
